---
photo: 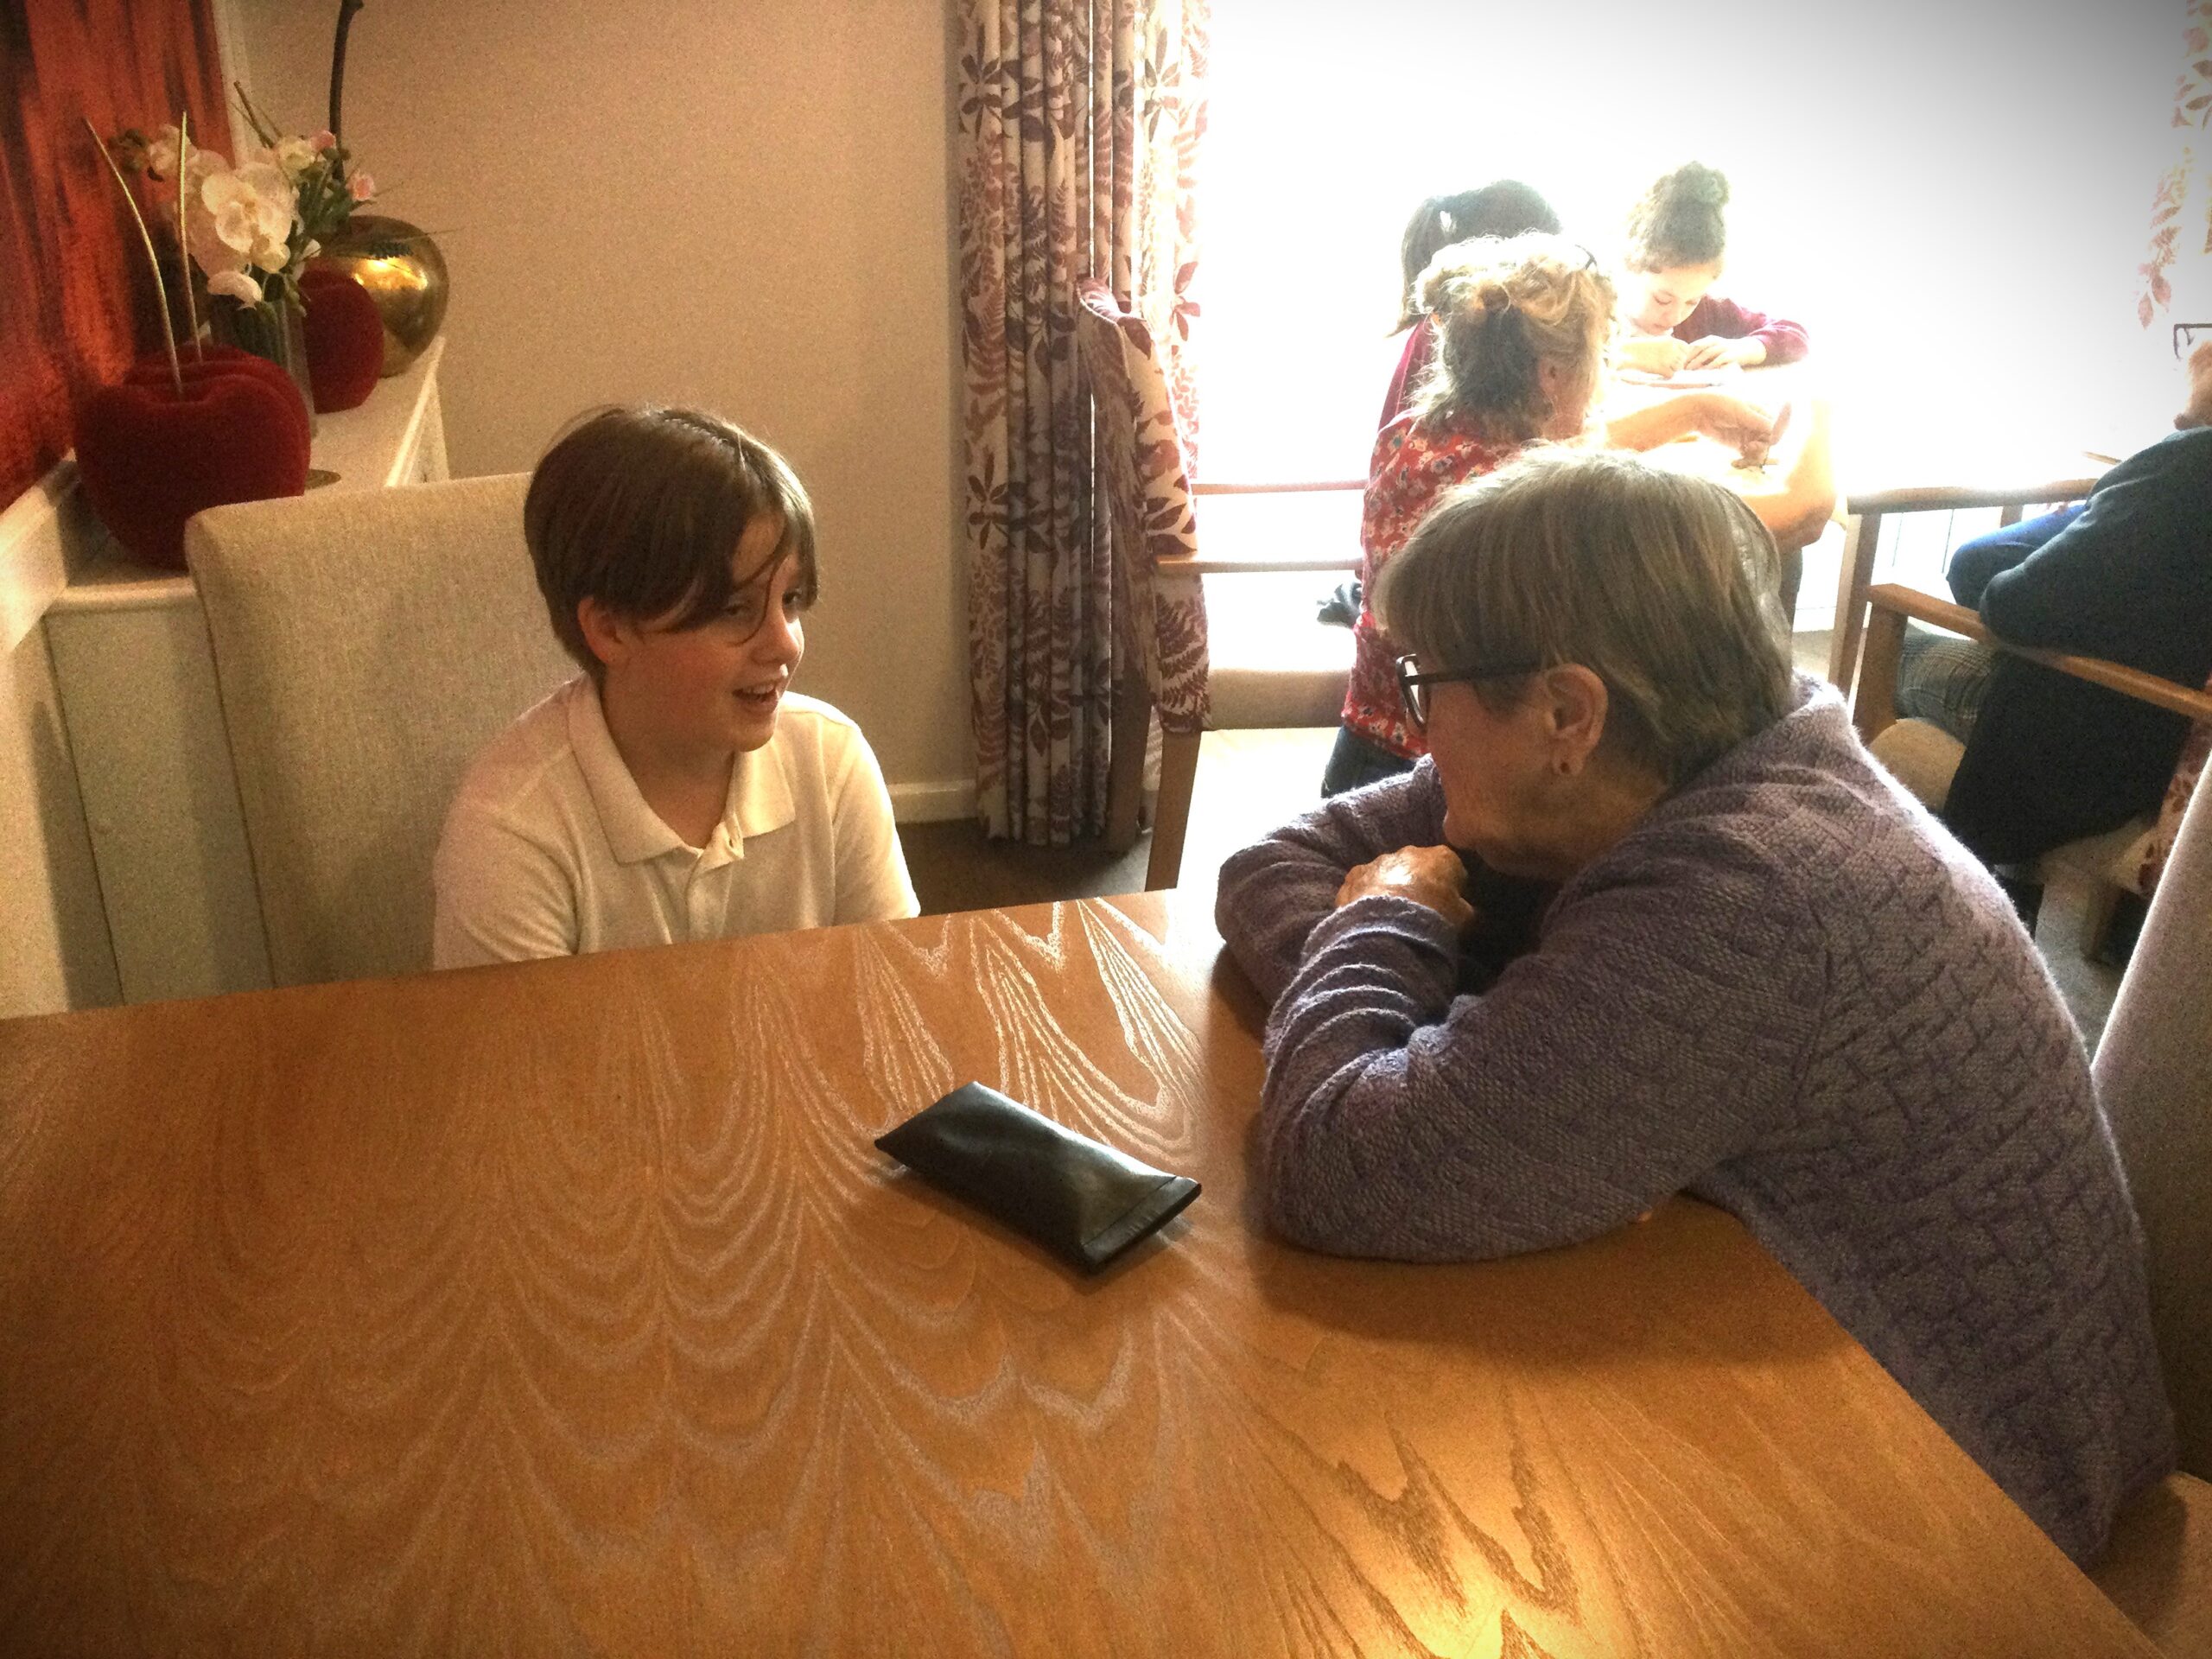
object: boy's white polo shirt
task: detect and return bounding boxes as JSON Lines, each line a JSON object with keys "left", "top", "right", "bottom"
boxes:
{"left": 432, "top": 677, "right": 918, "bottom": 969}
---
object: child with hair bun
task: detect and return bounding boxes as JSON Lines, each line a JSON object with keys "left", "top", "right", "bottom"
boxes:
{"left": 1615, "top": 162, "right": 1808, "bottom": 379}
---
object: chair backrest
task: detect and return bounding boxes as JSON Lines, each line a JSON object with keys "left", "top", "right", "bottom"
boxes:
{"left": 187, "top": 474, "right": 576, "bottom": 987}
{"left": 1071, "top": 278, "right": 1209, "bottom": 734}
{"left": 2094, "top": 757, "right": 2212, "bottom": 1478}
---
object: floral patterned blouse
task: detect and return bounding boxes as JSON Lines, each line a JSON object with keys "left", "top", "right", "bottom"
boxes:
{"left": 1342, "top": 413, "right": 1529, "bottom": 757}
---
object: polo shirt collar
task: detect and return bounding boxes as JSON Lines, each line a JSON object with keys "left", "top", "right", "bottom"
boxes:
{"left": 566, "top": 677, "right": 799, "bottom": 866}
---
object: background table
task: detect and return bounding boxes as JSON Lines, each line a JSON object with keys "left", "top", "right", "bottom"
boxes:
{"left": 0, "top": 894, "right": 2158, "bottom": 1655}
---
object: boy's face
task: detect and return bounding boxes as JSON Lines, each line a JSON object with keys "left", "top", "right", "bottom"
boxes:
{"left": 597, "top": 516, "right": 807, "bottom": 761}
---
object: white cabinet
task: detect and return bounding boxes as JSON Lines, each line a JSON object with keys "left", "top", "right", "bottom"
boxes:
{"left": 45, "top": 341, "right": 448, "bottom": 1004}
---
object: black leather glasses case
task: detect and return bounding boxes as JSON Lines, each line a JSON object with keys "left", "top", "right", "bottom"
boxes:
{"left": 875, "top": 1083, "right": 1201, "bottom": 1273}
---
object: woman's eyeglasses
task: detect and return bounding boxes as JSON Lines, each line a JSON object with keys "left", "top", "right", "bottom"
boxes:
{"left": 2175, "top": 321, "right": 2209, "bottom": 359}
{"left": 1395, "top": 653, "right": 1541, "bottom": 732}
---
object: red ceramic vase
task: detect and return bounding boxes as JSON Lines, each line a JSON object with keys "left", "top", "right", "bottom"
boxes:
{"left": 75, "top": 361, "right": 311, "bottom": 571}
{"left": 299, "top": 266, "right": 387, "bottom": 413}
{"left": 124, "top": 344, "right": 309, "bottom": 453}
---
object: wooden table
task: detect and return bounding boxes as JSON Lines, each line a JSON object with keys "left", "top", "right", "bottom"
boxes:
{"left": 0, "top": 896, "right": 2158, "bottom": 1656}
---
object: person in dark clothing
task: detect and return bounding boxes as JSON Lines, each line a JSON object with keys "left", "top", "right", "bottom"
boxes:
{"left": 1897, "top": 342, "right": 2212, "bottom": 864}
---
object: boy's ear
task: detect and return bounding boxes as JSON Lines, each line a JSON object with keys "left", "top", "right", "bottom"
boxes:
{"left": 576, "top": 597, "right": 629, "bottom": 670}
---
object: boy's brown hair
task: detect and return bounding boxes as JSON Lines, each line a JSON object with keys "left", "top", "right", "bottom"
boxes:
{"left": 523, "top": 406, "right": 817, "bottom": 674}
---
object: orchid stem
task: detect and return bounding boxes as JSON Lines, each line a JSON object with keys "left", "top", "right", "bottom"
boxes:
{"left": 176, "top": 111, "right": 203, "bottom": 362}
{"left": 329, "top": 0, "right": 365, "bottom": 155}
{"left": 85, "top": 118, "right": 181, "bottom": 397}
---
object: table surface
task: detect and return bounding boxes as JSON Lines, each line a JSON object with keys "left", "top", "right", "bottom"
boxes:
{"left": 0, "top": 894, "right": 2158, "bottom": 1656}
{"left": 1608, "top": 360, "right": 2109, "bottom": 506}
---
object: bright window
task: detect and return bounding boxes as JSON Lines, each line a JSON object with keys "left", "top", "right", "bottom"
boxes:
{"left": 1198, "top": 0, "right": 2183, "bottom": 486}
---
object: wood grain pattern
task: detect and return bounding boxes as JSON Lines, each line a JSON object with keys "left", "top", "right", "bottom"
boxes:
{"left": 0, "top": 896, "right": 2158, "bottom": 1656}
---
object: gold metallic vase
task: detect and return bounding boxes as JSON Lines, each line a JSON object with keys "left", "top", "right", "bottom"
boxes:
{"left": 314, "top": 214, "right": 449, "bottom": 377}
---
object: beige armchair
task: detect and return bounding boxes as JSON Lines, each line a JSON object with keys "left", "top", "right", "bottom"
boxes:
{"left": 1852, "top": 582, "right": 2212, "bottom": 955}
{"left": 2084, "top": 771, "right": 2212, "bottom": 1654}
{"left": 187, "top": 474, "right": 575, "bottom": 986}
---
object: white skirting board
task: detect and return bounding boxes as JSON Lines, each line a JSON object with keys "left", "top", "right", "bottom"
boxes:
{"left": 888, "top": 779, "right": 975, "bottom": 824}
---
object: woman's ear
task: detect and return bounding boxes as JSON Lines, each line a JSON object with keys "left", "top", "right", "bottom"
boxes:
{"left": 576, "top": 597, "right": 631, "bottom": 671}
{"left": 1541, "top": 664, "right": 1610, "bottom": 776}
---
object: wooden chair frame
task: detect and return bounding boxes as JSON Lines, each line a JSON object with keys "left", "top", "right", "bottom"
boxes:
{"left": 1827, "top": 480, "right": 2102, "bottom": 702}
{"left": 1104, "top": 478, "right": 1362, "bottom": 890}
{"left": 1852, "top": 584, "right": 2212, "bottom": 743}
{"left": 1852, "top": 582, "right": 2212, "bottom": 951}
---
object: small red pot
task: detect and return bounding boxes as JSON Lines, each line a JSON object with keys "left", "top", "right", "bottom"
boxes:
{"left": 300, "top": 266, "right": 387, "bottom": 412}
{"left": 75, "top": 359, "right": 312, "bottom": 570}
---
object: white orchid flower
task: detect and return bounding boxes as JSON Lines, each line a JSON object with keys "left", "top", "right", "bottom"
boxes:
{"left": 198, "top": 162, "right": 297, "bottom": 276}
{"left": 181, "top": 144, "right": 227, "bottom": 185}
{"left": 205, "top": 270, "right": 263, "bottom": 303}
{"left": 271, "top": 135, "right": 320, "bottom": 178}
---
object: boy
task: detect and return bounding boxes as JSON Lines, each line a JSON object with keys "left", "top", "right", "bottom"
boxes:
{"left": 433, "top": 405, "right": 918, "bottom": 968}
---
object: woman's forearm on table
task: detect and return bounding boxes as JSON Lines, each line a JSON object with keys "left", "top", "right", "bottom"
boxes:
{"left": 1602, "top": 396, "right": 1701, "bottom": 452}
{"left": 1215, "top": 766, "right": 1448, "bottom": 1001}
{"left": 1254, "top": 850, "right": 1825, "bottom": 1263}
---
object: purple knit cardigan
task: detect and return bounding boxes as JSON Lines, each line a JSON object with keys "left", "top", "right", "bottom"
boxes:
{"left": 1216, "top": 677, "right": 2173, "bottom": 1563}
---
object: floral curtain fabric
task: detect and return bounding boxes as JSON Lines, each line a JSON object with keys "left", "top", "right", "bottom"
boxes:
{"left": 957, "top": 0, "right": 1208, "bottom": 844}
{"left": 2140, "top": 0, "right": 2212, "bottom": 327}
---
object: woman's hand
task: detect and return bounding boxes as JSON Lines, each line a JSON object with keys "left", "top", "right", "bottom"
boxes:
{"left": 1335, "top": 845, "right": 1475, "bottom": 929}
{"left": 1617, "top": 334, "right": 1689, "bottom": 377}
{"left": 1693, "top": 392, "right": 1789, "bottom": 466}
{"left": 1681, "top": 334, "right": 1766, "bottom": 370}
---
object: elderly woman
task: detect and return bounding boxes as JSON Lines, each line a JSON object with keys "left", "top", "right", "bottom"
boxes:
{"left": 1218, "top": 449, "right": 2173, "bottom": 1566}
{"left": 1328, "top": 232, "right": 1786, "bottom": 797}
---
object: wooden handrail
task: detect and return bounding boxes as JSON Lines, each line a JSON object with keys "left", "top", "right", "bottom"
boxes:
{"left": 1843, "top": 478, "right": 2101, "bottom": 515}
{"left": 1191, "top": 479, "right": 1363, "bottom": 495}
{"left": 1866, "top": 583, "right": 2212, "bottom": 722}
{"left": 1156, "top": 551, "right": 1360, "bottom": 578}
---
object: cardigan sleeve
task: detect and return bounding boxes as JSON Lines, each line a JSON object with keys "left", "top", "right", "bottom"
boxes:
{"left": 1678, "top": 295, "right": 1810, "bottom": 365}
{"left": 1251, "top": 826, "right": 1827, "bottom": 1261}
{"left": 1215, "top": 762, "right": 1452, "bottom": 1003}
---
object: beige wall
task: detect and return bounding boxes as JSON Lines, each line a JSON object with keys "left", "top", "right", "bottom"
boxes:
{"left": 234, "top": 0, "right": 970, "bottom": 801}
{"left": 0, "top": 626, "right": 118, "bottom": 1017}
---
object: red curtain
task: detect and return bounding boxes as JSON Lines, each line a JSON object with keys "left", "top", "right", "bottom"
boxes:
{"left": 1, "top": 0, "right": 230, "bottom": 505}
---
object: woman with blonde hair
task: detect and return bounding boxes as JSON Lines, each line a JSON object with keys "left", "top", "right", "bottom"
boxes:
{"left": 1222, "top": 448, "right": 2173, "bottom": 1567}
{"left": 1377, "top": 180, "right": 1561, "bottom": 429}
{"left": 1327, "top": 232, "right": 1778, "bottom": 796}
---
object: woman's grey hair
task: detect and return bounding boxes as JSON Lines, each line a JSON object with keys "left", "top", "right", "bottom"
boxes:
{"left": 1411, "top": 232, "right": 1616, "bottom": 443}
{"left": 1373, "top": 448, "right": 1792, "bottom": 786}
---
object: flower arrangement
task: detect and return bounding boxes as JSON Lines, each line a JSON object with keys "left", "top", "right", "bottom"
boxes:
{"left": 112, "top": 86, "right": 376, "bottom": 314}
{"left": 77, "top": 108, "right": 313, "bottom": 569}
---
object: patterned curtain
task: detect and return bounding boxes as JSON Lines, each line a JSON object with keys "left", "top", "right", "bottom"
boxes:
{"left": 2139, "top": 0, "right": 2212, "bottom": 327}
{"left": 957, "top": 0, "right": 1208, "bottom": 845}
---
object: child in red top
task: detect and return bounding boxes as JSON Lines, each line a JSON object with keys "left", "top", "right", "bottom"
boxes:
{"left": 1614, "top": 162, "right": 1808, "bottom": 378}
{"left": 1378, "top": 181, "right": 1560, "bottom": 429}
